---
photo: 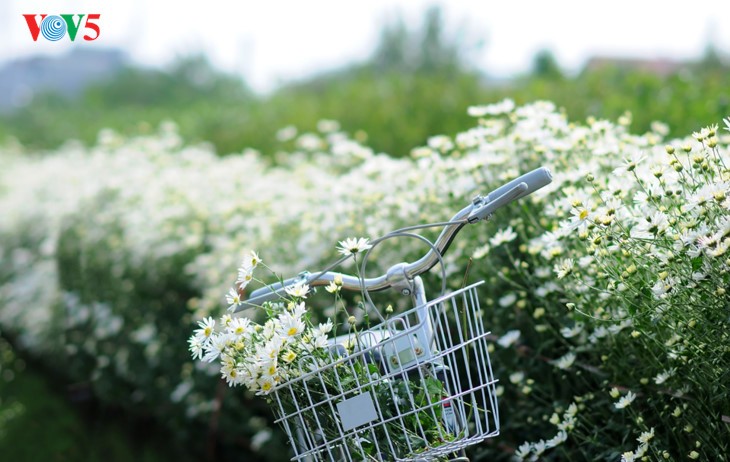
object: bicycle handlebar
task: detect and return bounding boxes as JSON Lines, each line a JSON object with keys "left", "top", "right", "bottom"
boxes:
{"left": 236, "top": 167, "right": 552, "bottom": 310}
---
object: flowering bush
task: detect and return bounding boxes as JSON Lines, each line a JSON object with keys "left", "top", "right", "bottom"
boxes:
{"left": 503, "top": 116, "right": 730, "bottom": 462}
{"left": 1, "top": 103, "right": 729, "bottom": 460}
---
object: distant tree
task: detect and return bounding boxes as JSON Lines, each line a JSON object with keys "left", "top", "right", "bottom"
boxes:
{"left": 698, "top": 42, "right": 726, "bottom": 72}
{"left": 531, "top": 49, "right": 563, "bottom": 79}
{"left": 85, "top": 55, "right": 250, "bottom": 107}
{"left": 419, "top": 6, "right": 462, "bottom": 74}
{"left": 371, "top": 6, "right": 465, "bottom": 75}
{"left": 372, "top": 16, "right": 410, "bottom": 71}
{"left": 167, "top": 55, "right": 251, "bottom": 97}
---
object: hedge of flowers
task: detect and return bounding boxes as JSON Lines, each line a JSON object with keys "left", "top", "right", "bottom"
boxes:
{"left": 1, "top": 102, "right": 728, "bottom": 461}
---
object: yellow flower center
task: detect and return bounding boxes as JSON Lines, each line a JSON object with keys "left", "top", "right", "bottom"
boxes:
{"left": 287, "top": 327, "right": 298, "bottom": 336}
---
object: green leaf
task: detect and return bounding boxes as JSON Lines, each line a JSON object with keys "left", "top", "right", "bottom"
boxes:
{"left": 691, "top": 256, "right": 703, "bottom": 272}
{"left": 424, "top": 377, "right": 444, "bottom": 397}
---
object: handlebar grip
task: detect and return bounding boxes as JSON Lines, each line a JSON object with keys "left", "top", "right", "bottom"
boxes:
{"left": 468, "top": 167, "right": 552, "bottom": 222}
{"left": 486, "top": 167, "right": 552, "bottom": 203}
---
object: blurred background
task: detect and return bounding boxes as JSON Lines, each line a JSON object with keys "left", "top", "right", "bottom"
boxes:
{"left": 1, "top": 0, "right": 729, "bottom": 461}
{"left": 1, "top": 0, "right": 729, "bottom": 156}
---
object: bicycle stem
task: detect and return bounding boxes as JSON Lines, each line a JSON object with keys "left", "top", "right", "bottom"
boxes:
{"left": 238, "top": 167, "right": 552, "bottom": 310}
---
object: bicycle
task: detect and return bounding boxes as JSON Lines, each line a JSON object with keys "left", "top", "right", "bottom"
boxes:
{"left": 235, "top": 167, "right": 553, "bottom": 461}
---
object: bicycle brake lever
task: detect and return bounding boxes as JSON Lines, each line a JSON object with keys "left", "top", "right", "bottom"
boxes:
{"left": 467, "top": 182, "right": 528, "bottom": 223}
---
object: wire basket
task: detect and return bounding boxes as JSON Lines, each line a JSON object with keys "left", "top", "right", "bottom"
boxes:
{"left": 269, "top": 281, "right": 500, "bottom": 461}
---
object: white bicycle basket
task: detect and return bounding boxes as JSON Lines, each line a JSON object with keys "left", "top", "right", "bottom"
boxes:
{"left": 269, "top": 280, "right": 500, "bottom": 461}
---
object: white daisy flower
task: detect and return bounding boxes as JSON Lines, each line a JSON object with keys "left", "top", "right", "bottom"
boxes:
{"left": 337, "top": 237, "right": 373, "bottom": 256}
{"left": 225, "top": 287, "right": 242, "bottom": 311}
{"left": 188, "top": 336, "right": 205, "bottom": 360}
{"left": 489, "top": 226, "right": 518, "bottom": 246}
{"left": 497, "top": 329, "right": 521, "bottom": 348}
{"left": 637, "top": 427, "right": 655, "bottom": 444}
{"left": 553, "top": 258, "right": 575, "bottom": 279}
{"left": 285, "top": 283, "right": 310, "bottom": 299}
{"left": 277, "top": 313, "right": 305, "bottom": 338}
{"left": 614, "top": 390, "right": 637, "bottom": 409}
{"left": 194, "top": 316, "right": 216, "bottom": 343}
{"left": 243, "top": 250, "right": 262, "bottom": 269}
{"left": 552, "top": 352, "right": 576, "bottom": 370}
{"left": 654, "top": 369, "right": 674, "bottom": 385}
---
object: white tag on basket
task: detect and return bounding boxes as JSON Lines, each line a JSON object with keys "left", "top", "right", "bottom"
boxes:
{"left": 382, "top": 333, "right": 428, "bottom": 372}
{"left": 337, "top": 392, "right": 379, "bottom": 431}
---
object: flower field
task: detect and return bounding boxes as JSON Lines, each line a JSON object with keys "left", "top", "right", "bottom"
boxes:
{"left": 1, "top": 101, "right": 729, "bottom": 461}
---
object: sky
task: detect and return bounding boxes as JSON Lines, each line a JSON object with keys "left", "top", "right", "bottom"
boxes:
{"left": 3, "top": 0, "right": 730, "bottom": 93}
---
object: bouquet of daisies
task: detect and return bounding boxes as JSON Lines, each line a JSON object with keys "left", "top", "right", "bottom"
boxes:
{"left": 189, "top": 250, "right": 336, "bottom": 395}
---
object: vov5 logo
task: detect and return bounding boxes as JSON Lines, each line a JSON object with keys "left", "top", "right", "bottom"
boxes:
{"left": 23, "top": 14, "right": 101, "bottom": 42}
